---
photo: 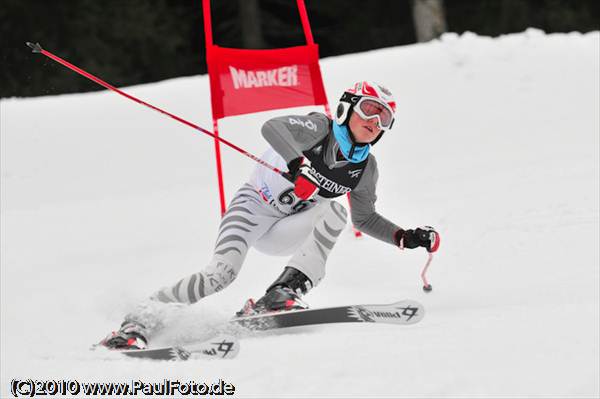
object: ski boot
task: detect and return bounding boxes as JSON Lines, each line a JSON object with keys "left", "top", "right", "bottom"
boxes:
{"left": 236, "top": 267, "right": 312, "bottom": 317}
{"left": 98, "top": 321, "right": 148, "bottom": 350}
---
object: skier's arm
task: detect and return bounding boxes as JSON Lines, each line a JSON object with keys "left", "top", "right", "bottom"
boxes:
{"left": 261, "top": 113, "right": 330, "bottom": 164}
{"left": 350, "top": 157, "right": 441, "bottom": 252}
{"left": 349, "top": 156, "right": 401, "bottom": 246}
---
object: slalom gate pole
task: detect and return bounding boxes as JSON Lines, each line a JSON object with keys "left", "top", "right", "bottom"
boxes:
{"left": 26, "top": 42, "right": 293, "bottom": 182}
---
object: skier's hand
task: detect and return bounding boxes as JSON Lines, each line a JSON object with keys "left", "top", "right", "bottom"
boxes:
{"left": 396, "top": 226, "right": 440, "bottom": 253}
{"left": 293, "top": 164, "right": 320, "bottom": 200}
{"left": 288, "top": 158, "right": 320, "bottom": 201}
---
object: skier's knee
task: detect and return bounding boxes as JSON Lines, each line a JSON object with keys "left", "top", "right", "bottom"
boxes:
{"left": 325, "top": 201, "right": 348, "bottom": 230}
{"left": 286, "top": 202, "right": 347, "bottom": 287}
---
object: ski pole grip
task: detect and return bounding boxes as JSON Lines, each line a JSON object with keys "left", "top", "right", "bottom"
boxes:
{"left": 26, "top": 42, "right": 43, "bottom": 53}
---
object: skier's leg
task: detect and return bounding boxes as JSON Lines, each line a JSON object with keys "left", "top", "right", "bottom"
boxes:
{"left": 286, "top": 200, "right": 348, "bottom": 288}
{"left": 248, "top": 200, "right": 348, "bottom": 313}
{"left": 149, "top": 184, "right": 278, "bottom": 306}
{"left": 104, "top": 184, "right": 278, "bottom": 346}
{"left": 258, "top": 200, "right": 348, "bottom": 287}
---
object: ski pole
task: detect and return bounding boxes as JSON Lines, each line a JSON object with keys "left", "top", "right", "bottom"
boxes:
{"left": 398, "top": 235, "right": 435, "bottom": 292}
{"left": 26, "top": 42, "right": 293, "bottom": 182}
{"left": 421, "top": 253, "right": 434, "bottom": 292}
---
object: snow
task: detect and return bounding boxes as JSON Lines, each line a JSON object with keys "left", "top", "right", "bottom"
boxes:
{"left": 1, "top": 29, "right": 599, "bottom": 397}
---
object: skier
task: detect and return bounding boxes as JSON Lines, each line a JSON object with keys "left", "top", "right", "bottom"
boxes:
{"left": 100, "top": 81, "right": 440, "bottom": 350}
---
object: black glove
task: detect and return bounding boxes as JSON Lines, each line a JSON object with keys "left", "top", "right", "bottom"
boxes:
{"left": 395, "top": 226, "right": 440, "bottom": 253}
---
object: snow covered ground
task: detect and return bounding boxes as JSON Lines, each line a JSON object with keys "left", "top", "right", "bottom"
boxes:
{"left": 1, "top": 29, "right": 598, "bottom": 398}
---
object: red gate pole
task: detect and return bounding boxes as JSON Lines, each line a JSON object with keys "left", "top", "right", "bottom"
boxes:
{"left": 296, "top": 0, "right": 314, "bottom": 45}
{"left": 297, "top": 0, "right": 362, "bottom": 237}
{"left": 203, "top": 0, "right": 227, "bottom": 216}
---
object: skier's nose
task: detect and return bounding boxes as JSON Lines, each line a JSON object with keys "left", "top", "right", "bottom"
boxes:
{"left": 367, "top": 117, "right": 381, "bottom": 131}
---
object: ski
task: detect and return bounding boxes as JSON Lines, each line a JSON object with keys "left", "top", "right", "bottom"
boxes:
{"left": 101, "top": 300, "right": 422, "bottom": 360}
{"left": 230, "top": 299, "right": 424, "bottom": 331}
{"left": 119, "top": 335, "right": 239, "bottom": 361}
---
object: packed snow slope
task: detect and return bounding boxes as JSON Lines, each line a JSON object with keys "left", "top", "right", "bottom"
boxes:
{"left": 2, "top": 29, "right": 599, "bottom": 398}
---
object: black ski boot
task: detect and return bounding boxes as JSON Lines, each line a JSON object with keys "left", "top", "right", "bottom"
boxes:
{"left": 99, "top": 321, "right": 148, "bottom": 350}
{"left": 237, "top": 267, "right": 312, "bottom": 316}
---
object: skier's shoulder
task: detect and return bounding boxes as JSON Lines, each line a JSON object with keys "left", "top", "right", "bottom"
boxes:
{"left": 365, "top": 153, "right": 379, "bottom": 175}
{"left": 306, "top": 111, "right": 331, "bottom": 126}
{"left": 263, "top": 112, "right": 330, "bottom": 139}
{"left": 287, "top": 112, "right": 331, "bottom": 135}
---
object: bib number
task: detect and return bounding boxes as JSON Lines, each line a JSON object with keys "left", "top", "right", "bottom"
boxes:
{"left": 278, "top": 188, "right": 314, "bottom": 213}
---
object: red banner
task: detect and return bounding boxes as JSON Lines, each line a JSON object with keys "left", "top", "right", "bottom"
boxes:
{"left": 206, "top": 44, "right": 328, "bottom": 119}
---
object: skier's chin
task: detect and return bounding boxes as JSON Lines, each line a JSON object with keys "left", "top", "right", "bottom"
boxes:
{"left": 352, "top": 128, "right": 378, "bottom": 144}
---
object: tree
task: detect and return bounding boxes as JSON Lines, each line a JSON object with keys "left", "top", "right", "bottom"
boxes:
{"left": 239, "top": 0, "right": 266, "bottom": 48}
{"left": 412, "top": 0, "right": 447, "bottom": 42}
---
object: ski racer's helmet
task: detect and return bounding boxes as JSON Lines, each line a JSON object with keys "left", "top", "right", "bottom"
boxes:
{"left": 334, "top": 81, "right": 396, "bottom": 145}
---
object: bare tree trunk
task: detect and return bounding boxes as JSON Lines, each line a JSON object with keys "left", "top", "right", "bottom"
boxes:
{"left": 239, "top": 0, "right": 266, "bottom": 48}
{"left": 412, "top": 0, "right": 447, "bottom": 42}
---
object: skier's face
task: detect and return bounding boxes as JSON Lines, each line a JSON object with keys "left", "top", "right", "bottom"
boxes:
{"left": 348, "top": 112, "right": 382, "bottom": 144}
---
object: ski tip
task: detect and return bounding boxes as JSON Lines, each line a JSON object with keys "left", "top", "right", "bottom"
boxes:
{"left": 390, "top": 300, "right": 426, "bottom": 324}
{"left": 191, "top": 334, "right": 240, "bottom": 360}
{"left": 26, "top": 42, "right": 43, "bottom": 53}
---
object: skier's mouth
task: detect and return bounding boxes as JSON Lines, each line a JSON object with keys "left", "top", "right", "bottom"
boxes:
{"left": 364, "top": 125, "right": 373, "bottom": 133}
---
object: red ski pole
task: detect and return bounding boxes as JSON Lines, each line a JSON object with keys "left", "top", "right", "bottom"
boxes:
{"left": 26, "top": 42, "right": 293, "bottom": 182}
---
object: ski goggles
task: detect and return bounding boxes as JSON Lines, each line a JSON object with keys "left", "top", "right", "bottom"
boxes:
{"left": 353, "top": 97, "right": 395, "bottom": 130}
